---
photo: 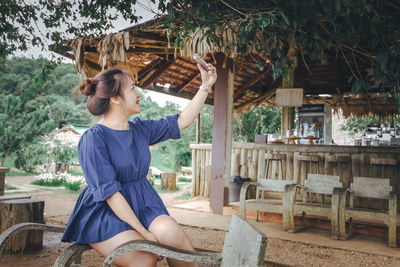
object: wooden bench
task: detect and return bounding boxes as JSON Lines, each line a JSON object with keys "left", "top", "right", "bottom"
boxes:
{"left": 240, "top": 179, "right": 296, "bottom": 222}
{"left": 283, "top": 174, "right": 342, "bottom": 239}
{"left": 1, "top": 214, "right": 267, "bottom": 267}
{"left": 338, "top": 177, "right": 398, "bottom": 247}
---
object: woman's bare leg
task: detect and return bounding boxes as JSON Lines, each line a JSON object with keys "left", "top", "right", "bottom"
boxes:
{"left": 89, "top": 230, "right": 157, "bottom": 267}
{"left": 149, "top": 215, "right": 199, "bottom": 267}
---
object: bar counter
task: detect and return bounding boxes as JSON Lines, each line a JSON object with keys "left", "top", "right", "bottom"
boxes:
{"left": 190, "top": 143, "right": 400, "bottom": 202}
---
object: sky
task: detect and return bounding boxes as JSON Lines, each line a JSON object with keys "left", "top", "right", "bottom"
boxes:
{"left": 16, "top": 1, "right": 190, "bottom": 110}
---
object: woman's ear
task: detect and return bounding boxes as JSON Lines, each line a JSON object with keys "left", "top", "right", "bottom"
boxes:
{"left": 110, "top": 95, "right": 122, "bottom": 105}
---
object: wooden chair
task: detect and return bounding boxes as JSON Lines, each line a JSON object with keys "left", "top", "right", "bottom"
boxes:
{"left": 338, "top": 177, "right": 398, "bottom": 247}
{"left": 283, "top": 174, "right": 342, "bottom": 239}
{"left": 1, "top": 214, "right": 267, "bottom": 267}
{"left": 297, "top": 154, "right": 320, "bottom": 185}
{"left": 240, "top": 179, "right": 296, "bottom": 222}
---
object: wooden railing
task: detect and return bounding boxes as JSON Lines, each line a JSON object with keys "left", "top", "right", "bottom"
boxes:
{"left": 190, "top": 143, "right": 400, "bottom": 205}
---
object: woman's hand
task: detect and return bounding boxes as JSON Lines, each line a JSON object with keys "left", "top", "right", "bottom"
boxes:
{"left": 197, "top": 63, "right": 217, "bottom": 89}
{"left": 141, "top": 231, "right": 165, "bottom": 261}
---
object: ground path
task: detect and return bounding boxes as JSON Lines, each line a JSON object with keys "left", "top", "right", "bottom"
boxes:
{"left": 1, "top": 176, "right": 399, "bottom": 266}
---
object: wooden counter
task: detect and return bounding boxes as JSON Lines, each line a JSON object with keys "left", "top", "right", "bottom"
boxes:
{"left": 190, "top": 143, "right": 400, "bottom": 202}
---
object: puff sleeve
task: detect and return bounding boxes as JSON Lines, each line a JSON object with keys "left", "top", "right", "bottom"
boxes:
{"left": 78, "top": 128, "right": 121, "bottom": 202}
{"left": 138, "top": 114, "right": 181, "bottom": 145}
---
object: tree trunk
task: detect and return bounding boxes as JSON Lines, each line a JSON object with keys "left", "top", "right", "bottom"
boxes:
{"left": 0, "top": 199, "right": 45, "bottom": 254}
{"left": 161, "top": 173, "right": 176, "bottom": 190}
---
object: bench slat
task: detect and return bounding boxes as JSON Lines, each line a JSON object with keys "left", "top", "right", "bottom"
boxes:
{"left": 351, "top": 177, "right": 392, "bottom": 199}
{"left": 304, "top": 174, "right": 342, "bottom": 194}
{"left": 257, "top": 179, "right": 296, "bottom": 192}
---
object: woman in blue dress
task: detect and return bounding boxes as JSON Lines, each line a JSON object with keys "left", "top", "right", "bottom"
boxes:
{"left": 62, "top": 62, "right": 217, "bottom": 267}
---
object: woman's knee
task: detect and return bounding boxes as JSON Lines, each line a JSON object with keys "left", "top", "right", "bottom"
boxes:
{"left": 149, "top": 216, "right": 190, "bottom": 247}
{"left": 123, "top": 251, "right": 157, "bottom": 267}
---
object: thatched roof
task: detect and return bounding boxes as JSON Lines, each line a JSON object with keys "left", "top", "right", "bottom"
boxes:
{"left": 55, "top": 18, "right": 399, "bottom": 117}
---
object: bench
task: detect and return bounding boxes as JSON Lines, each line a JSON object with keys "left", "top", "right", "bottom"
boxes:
{"left": 240, "top": 179, "right": 296, "bottom": 222}
{"left": 1, "top": 214, "right": 267, "bottom": 267}
{"left": 338, "top": 177, "right": 398, "bottom": 247}
{"left": 283, "top": 174, "right": 342, "bottom": 239}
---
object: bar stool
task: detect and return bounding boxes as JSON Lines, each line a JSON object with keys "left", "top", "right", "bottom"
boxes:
{"left": 264, "top": 153, "right": 286, "bottom": 180}
{"left": 369, "top": 157, "right": 397, "bottom": 178}
{"left": 326, "top": 155, "right": 352, "bottom": 188}
{"left": 297, "top": 155, "right": 320, "bottom": 184}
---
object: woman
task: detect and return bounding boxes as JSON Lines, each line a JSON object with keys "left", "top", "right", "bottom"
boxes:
{"left": 61, "top": 62, "right": 217, "bottom": 267}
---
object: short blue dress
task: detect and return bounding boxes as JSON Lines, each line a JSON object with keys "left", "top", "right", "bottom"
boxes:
{"left": 61, "top": 114, "right": 181, "bottom": 244}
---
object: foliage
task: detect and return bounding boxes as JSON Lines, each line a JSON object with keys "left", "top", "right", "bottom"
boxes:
{"left": 0, "top": 94, "right": 56, "bottom": 167}
{"left": 0, "top": 0, "right": 146, "bottom": 65}
{"left": 0, "top": 57, "right": 91, "bottom": 169}
{"left": 233, "top": 106, "right": 281, "bottom": 142}
{"left": 14, "top": 141, "right": 49, "bottom": 173}
{"left": 340, "top": 116, "right": 400, "bottom": 138}
{"left": 51, "top": 140, "right": 76, "bottom": 164}
{"left": 160, "top": 0, "right": 400, "bottom": 101}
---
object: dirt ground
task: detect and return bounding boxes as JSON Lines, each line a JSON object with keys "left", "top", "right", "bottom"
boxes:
{"left": 1, "top": 176, "right": 400, "bottom": 267}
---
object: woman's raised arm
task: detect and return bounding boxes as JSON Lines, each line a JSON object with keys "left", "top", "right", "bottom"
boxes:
{"left": 177, "top": 63, "right": 217, "bottom": 130}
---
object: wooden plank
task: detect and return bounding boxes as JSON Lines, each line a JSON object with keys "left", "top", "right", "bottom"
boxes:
{"left": 351, "top": 177, "right": 392, "bottom": 199}
{"left": 0, "top": 194, "right": 31, "bottom": 202}
{"left": 258, "top": 179, "right": 296, "bottom": 192}
{"left": 191, "top": 149, "right": 197, "bottom": 196}
{"left": 139, "top": 60, "right": 173, "bottom": 88}
{"left": 176, "top": 71, "right": 201, "bottom": 93}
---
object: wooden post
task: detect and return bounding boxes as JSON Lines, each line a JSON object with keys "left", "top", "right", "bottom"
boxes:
{"left": 280, "top": 36, "right": 298, "bottom": 137}
{"left": 0, "top": 199, "right": 45, "bottom": 253}
{"left": 196, "top": 115, "right": 200, "bottom": 143}
{"left": 210, "top": 52, "right": 234, "bottom": 214}
{"left": 161, "top": 173, "right": 176, "bottom": 190}
{"left": 0, "top": 167, "right": 10, "bottom": 196}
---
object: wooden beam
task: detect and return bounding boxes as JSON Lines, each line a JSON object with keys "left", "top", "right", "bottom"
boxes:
{"left": 234, "top": 67, "right": 271, "bottom": 101}
{"left": 147, "top": 84, "right": 213, "bottom": 105}
{"left": 210, "top": 52, "right": 234, "bottom": 214}
{"left": 176, "top": 71, "right": 201, "bottom": 93}
{"left": 139, "top": 60, "right": 173, "bottom": 89}
{"left": 137, "top": 57, "right": 163, "bottom": 80}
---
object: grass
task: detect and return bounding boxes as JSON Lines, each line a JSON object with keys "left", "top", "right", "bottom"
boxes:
{"left": 178, "top": 176, "right": 192, "bottom": 183}
{"left": 6, "top": 170, "right": 37, "bottom": 176}
{"left": 153, "top": 184, "right": 180, "bottom": 193}
{"left": 32, "top": 178, "right": 65, "bottom": 187}
{"left": 175, "top": 191, "right": 192, "bottom": 200}
{"left": 150, "top": 148, "right": 175, "bottom": 173}
{"left": 5, "top": 184, "right": 17, "bottom": 190}
{"left": 69, "top": 170, "right": 84, "bottom": 176}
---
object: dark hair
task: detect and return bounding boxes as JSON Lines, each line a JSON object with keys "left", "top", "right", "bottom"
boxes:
{"left": 73, "top": 68, "right": 130, "bottom": 116}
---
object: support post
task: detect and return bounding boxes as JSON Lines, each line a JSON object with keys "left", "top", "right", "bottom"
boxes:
{"left": 280, "top": 37, "right": 298, "bottom": 137}
{"left": 196, "top": 115, "right": 200, "bottom": 143}
{"left": 210, "top": 52, "right": 234, "bottom": 214}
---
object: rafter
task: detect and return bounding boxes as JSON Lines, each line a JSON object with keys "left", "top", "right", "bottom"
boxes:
{"left": 234, "top": 67, "right": 271, "bottom": 101}
{"left": 139, "top": 60, "right": 173, "bottom": 89}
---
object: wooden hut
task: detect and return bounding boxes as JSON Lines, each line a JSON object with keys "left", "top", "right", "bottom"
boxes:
{"left": 53, "top": 17, "right": 400, "bottom": 215}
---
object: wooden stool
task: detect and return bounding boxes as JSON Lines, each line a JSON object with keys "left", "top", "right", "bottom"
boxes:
{"left": 369, "top": 157, "right": 397, "bottom": 178}
{"left": 326, "top": 155, "right": 352, "bottom": 187}
{"left": 297, "top": 155, "right": 320, "bottom": 184}
{"left": 264, "top": 153, "right": 286, "bottom": 180}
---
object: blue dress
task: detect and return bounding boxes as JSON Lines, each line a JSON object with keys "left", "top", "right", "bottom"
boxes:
{"left": 61, "top": 114, "right": 181, "bottom": 244}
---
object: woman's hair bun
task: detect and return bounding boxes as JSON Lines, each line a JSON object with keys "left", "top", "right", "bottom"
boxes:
{"left": 80, "top": 78, "right": 98, "bottom": 96}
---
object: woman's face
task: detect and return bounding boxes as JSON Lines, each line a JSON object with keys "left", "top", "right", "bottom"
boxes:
{"left": 120, "top": 77, "right": 141, "bottom": 115}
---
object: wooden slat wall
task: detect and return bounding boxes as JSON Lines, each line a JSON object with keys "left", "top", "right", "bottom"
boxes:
{"left": 190, "top": 143, "right": 400, "bottom": 209}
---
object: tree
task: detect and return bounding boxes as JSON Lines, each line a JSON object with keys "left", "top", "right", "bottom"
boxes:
{"left": 0, "top": 0, "right": 146, "bottom": 65}
{"left": 233, "top": 106, "right": 281, "bottom": 142}
{"left": 0, "top": 94, "right": 55, "bottom": 166}
{"left": 159, "top": 0, "right": 400, "bottom": 101}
